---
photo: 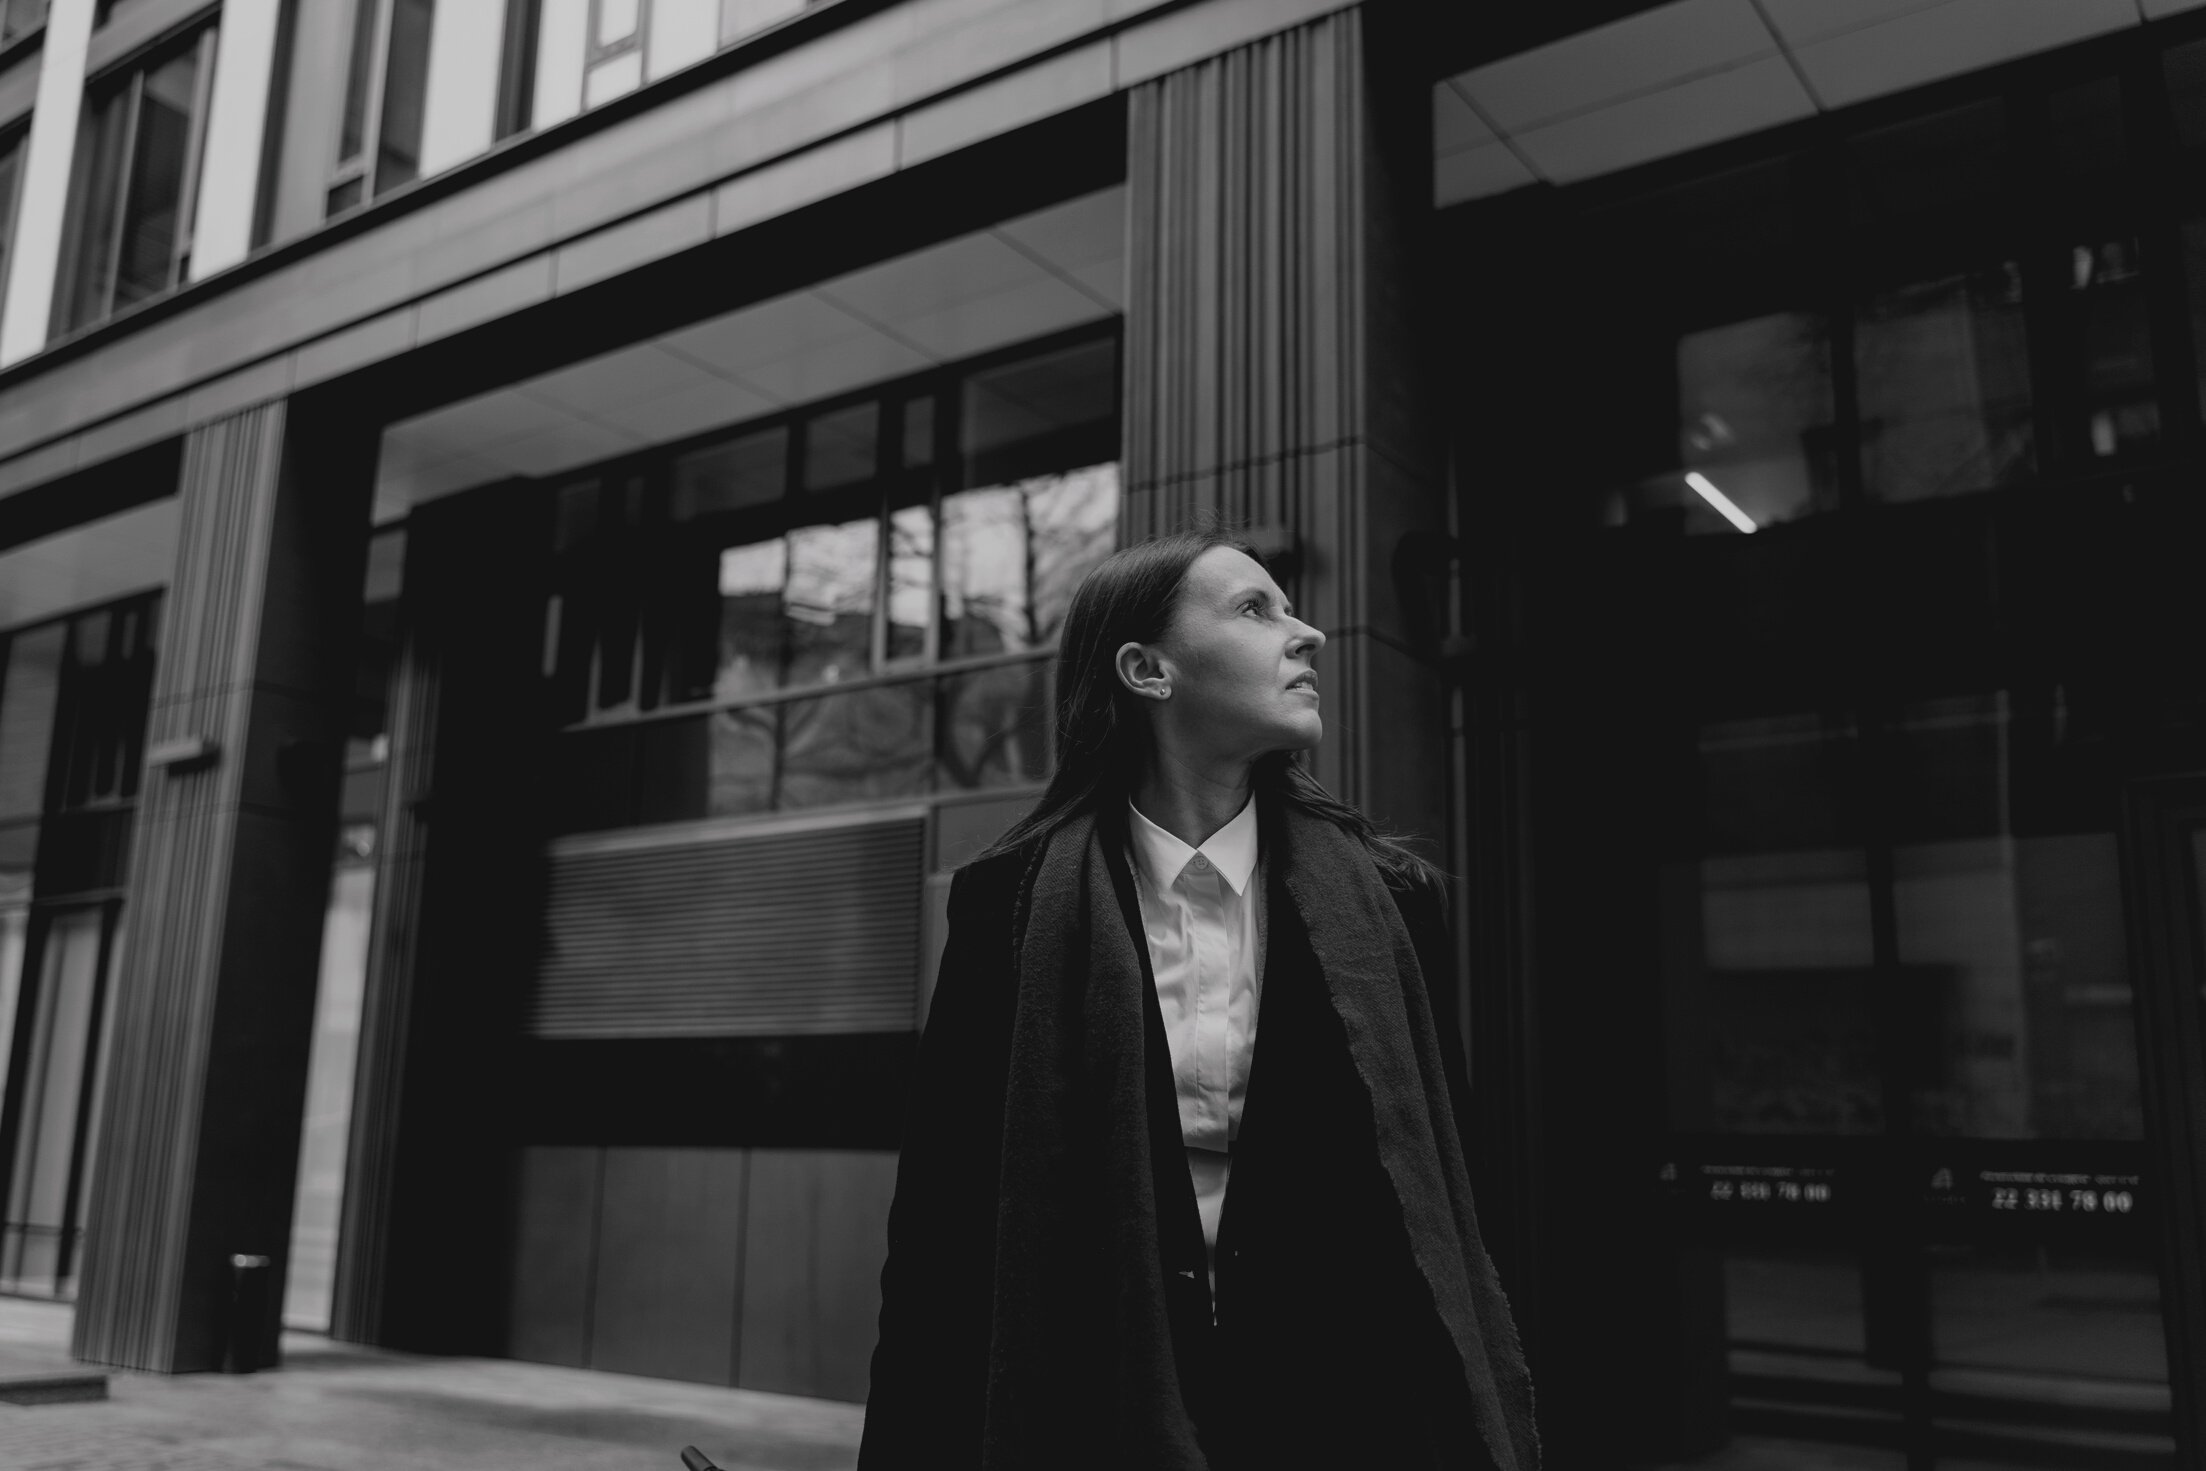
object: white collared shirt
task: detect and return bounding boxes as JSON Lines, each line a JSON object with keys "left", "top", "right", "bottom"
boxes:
{"left": 1126, "top": 795, "right": 1264, "bottom": 1278}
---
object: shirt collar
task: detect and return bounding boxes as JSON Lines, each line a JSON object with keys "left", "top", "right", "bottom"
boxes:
{"left": 1127, "top": 794, "right": 1260, "bottom": 897}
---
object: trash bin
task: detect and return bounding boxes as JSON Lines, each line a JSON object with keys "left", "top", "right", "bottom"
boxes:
{"left": 220, "top": 1253, "right": 273, "bottom": 1374}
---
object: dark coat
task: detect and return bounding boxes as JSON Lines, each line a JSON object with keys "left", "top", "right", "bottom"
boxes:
{"left": 860, "top": 800, "right": 1531, "bottom": 1469}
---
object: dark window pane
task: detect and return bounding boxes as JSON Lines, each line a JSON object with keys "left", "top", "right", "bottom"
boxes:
{"left": 804, "top": 401, "right": 878, "bottom": 491}
{"left": 111, "top": 45, "right": 202, "bottom": 310}
{"left": 962, "top": 337, "right": 1116, "bottom": 486}
{"left": 0, "top": 625, "right": 63, "bottom": 822}
{"left": 338, "top": 0, "right": 381, "bottom": 163}
{"left": 325, "top": 176, "right": 366, "bottom": 216}
{"left": 901, "top": 395, "right": 935, "bottom": 468}
{"left": 594, "top": 578, "right": 638, "bottom": 710}
{"left": 1891, "top": 695, "right": 2145, "bottom": 1140}
{"left": 1851, "top": 100, "right": 2013, "bottom": 269}
{"left": 546, "top": 724, "right": 636, "bottom": 834}
{"left": 783, "top": 517, "right": 877, "bottom": 686}
{"left": 552, "top": 479, "right": 599, "bottom": 553}
{"left": 0, "top": 132, "right": 25, "bottom": 316}
{"left": 937, "top": 661, "right": 1050, "bottom": 793}
{"left": 634, "top": 714, "right": 709, "bottom": 825}
{"left": 1673, "top": 713, "right": 1881, "bottom": 1136}
{"left": 2071, "top": 237, "right": 2159, "bottom": 462}
{"left": 1855, "top": 265, "right": 2034, "bottom": 503}
{"left": 374, "top": 0, "right": 435, "bottom": 194}
{"left": 673, "top": 426, "right": 786, "bottom": 521}
{"left": 778, "top": 681, "right": 933, "bottom": 810}
{"left": 2169, "top": 36, "right": 2206, "bottom": 155}
{"left": 65, "top": 81, "right": 135, "bottom": 328}
{"left": 1675, "top": 313, "right": 1835, "bottom": 534}
{"left": 709, "top": 704, "right": 777, "bottom": 816}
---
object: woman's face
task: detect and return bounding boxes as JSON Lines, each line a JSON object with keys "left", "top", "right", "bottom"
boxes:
{"left": 1138, "top": 546, "right": 1326, "bottom": 763}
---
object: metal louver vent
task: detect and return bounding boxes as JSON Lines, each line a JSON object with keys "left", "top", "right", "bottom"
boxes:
{"left": 531, "top": 817, "right": 925, "bottom": 1038}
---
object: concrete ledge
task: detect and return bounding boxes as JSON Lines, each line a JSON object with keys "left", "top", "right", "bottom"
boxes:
{"left": 0, "top": 1366, "right": 108, "bottom": 1405}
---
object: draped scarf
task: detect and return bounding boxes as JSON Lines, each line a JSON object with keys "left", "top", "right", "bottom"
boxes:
{"left": 981, "top": 797, "right": 1539, "bottom": 1470}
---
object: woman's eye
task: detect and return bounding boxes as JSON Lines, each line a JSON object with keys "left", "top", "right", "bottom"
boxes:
{"left": 1242, "top": 600, "right": 1266, "bottom": 616}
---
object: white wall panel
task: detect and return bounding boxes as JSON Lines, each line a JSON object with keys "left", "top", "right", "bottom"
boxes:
{"left": 420, "top": 0, "right": 509, "bottom": 176}
{"left": 649, "top": 0, "right": 719, "bottom": 80}
{"left": 0, "top": 0, "right": 93, "bottom": 364}
{"left": 533, "top": 0, "right": 589, "bottom": 128}
{"left": 190, "top": 0, "right": 284, "bottom": 281}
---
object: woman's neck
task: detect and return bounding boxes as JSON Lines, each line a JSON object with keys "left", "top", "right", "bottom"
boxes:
{"left": 1130, "top": 755, "right": 1254, "bottom": 850}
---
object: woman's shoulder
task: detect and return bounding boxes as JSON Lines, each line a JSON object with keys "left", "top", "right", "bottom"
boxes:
{"left": 949, "top": 836, "right": 1043, "bottom": 916}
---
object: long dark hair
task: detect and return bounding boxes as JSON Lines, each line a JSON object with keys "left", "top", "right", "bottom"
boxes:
{"left": 982, "top": 524, "right": 1444, "bottom": 893}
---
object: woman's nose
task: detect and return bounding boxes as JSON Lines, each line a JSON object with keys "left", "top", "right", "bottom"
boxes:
{"left": 1290, "top": 620, "right": 1326, "bottom": 656}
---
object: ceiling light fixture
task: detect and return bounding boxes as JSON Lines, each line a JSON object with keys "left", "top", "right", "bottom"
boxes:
{"left": 1684, "top": 471, "right": 1757, "bottom": 534}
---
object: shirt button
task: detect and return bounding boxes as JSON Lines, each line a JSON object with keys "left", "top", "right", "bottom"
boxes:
{"left": 1189, "top": 856, "right": 1209, "bottom": 873}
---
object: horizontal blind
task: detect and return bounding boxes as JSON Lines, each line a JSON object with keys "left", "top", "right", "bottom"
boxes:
{"left": 531, "top": 818, "right": 924, "bottom": 1038}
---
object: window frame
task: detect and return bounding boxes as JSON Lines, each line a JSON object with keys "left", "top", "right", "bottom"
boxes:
{"left": 52, "top": 19, "right": 217, "bottom": 336}
{"left": 540, "top": 321, "right": 1122, "bottom": 734}
{"left": 325, "top": 0, "right": 434, "bottom": 217}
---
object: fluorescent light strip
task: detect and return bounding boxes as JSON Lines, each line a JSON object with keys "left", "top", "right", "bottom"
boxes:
{"left": 1684, "top": 471, "right": 1757, "bottom": 534}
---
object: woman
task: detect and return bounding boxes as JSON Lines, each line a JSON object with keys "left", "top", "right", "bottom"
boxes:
{"left": 860, "top": 528, "right": 1537, "bottom": 1470}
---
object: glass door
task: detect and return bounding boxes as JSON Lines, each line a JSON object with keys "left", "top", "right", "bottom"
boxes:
{"left": 2117, "top": 776, "right": 2206, "bottom": 1467}
{"left": 1648, "top": 694, "right": 2181, "bottom": 1470}
{"left": 0, "top": 900, "right": 121, "bottom": 1297}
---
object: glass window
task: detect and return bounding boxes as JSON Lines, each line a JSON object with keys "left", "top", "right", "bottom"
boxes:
{"left": 783, "top": 517, "right": 878, "bottom": 686}
{"left": 0, "top": 625, "right": 63, "bottom": 824}
{"left": 673, "top": 426, "right": 785, "bottom": 521}
{"left": 885, "top": 504, "right": 932, "bottom": 664}
{"left": 543, "top": 333, "right": 1119, "bottom": 830}
{"left": 0, "top": 0, "right": 48, "bottom": 47}
{"left": 0, "top": 127, "right": 26, "bottom": 337}
{"left": 1854, "top": 266, "right": 2034, "bottom": 504}
{"left": 901, "top": 395, "right": 936, "bottom": 469}
{"left": 962, "top": 337, "right": 1118, "bottom": 486}
{"left": 329, "top": 0, "right": 435, "bottom": 213}
{"left": 803, "top": 401, "right": 879, "bottom": 491}
{"left": 585, "top": 0, "right": 647, "bottom": 108}
{"left": 63, "top": 28, "right": 217, "bottom": 331}
{"left": 1676, "top": 312, "right": 1836, "bottom": 534}
{"left": 938, "top": 662, "right": 1050, "bottom": 793}
{"left": 941, "top": 464, "right": 1120, "bottom": 657}
{"left": 2, "top": 905, "right": 113, "bottom": 1292}
{"left": 1888, "top": 694, "right": 2145, "bottom": 1141}
{"left": 1674, "top": 713, "right": 1880, "bottom": 1136}
{"left": 778, "top": 682, "right": 933, "bottom": 810}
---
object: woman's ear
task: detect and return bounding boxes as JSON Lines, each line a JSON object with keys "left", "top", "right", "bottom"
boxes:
{"left": 1114, "top": 640, "right": 1172, "bottom": 702}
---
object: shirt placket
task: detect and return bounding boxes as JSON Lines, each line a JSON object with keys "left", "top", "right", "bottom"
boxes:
{"left": 1190, "top": 858, "right": 1225, "bottom": 1145}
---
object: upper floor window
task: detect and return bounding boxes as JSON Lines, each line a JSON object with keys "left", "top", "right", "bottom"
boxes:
{"left": 328, "top": 0, "right": 434, "bottom": 214}
{"left": 0, "top": 0, "right": 47, "bottom": 50}
{"left": 531, "top": 0, "right": 810, "bottom": 127}
{"left": 0, "top": 126, "right": 27, "bottom": 333}
{"left": 55, "top": 23, "right": 216, "bottom": 334}
{"left": 539, "top": 330, "right": 1120, "bottom": 832}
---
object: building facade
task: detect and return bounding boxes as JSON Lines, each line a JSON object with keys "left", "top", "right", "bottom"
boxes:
{"left": 0, "top": 0, "right": 2204, "bottom": 1468}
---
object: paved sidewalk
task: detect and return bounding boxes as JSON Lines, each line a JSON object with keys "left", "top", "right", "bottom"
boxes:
{"left": 0, "top": 1299, "right": 864, "bottom": 1471}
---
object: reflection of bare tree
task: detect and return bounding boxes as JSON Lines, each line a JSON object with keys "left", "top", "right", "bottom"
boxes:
{"left": 778, "top": 682, "right": 932, "bottom": 808}
{"left": 936, "top": 660, "right": 1049, "bottom": 791}
{"left": 940, "top": 464, "right": 1119, "bottom": 656}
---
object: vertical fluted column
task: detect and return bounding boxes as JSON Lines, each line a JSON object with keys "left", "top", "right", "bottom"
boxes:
{"left": 1121, "top": 5, "right": 1444, "bottom": 834}
{"left": 73, "top": 398, "right": 374, "bottom": 1371}
{"left": 330, "top": 480, "right": 547, "bottom": 1354}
